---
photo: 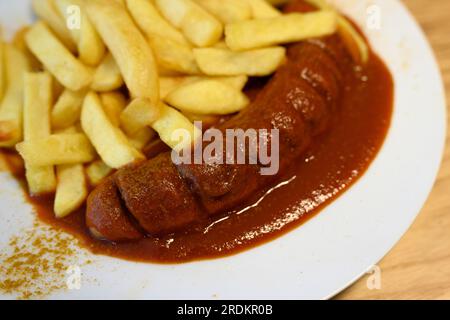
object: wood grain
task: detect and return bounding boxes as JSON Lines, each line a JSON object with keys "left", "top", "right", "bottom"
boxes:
{"left": 336, "top": 0, "right": 450, "bottom": 300}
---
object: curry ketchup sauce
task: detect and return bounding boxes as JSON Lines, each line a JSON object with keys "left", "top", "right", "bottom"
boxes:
{"left": 1, "top": 1, "right": 394, "bottom": 263}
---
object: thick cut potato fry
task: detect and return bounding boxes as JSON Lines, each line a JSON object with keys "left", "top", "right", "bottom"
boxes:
{"left": 304, "top": 0, "right": 368, "bottom": 63}
{"left": 194, "top": 47, "right": 285, "bottom": 76}
{"left": 337, "top": 16, "right": 369, "bottom": 64}
{"left": 160, "top": 75, "right": 248, "bottom": 98}
{"left": 264, "top": 0, "right": 289, "bottom": 6}
{"left": 120, "top": 98, "right": 161, "bottom": 135}
{"left": 81, "top": 92, "right": 144, "bottom": 168}
{"left": 225, "top": 11, "right": 338, "bottom": 51}
{"left": 126, "top": 0, "right": 188, "bottom": 45}
{"left": 54, "top": 0, "right": 106, "bottom": 66}
{"left": 51, "top": 89, "right": 86, "bottom": 129}
{"left": 91, "top": 53, "right": 124, "bottom": 92}
{"left": 0, "top": 45, "right": 31, "bottom": 147}
{"left": 152, "top": 104, "right": 201, "bottom": 151}
{"left": 247, "top": 0, "right": 281, "bottom": 19}
{"left": 165, "top": 80, "right": 249, "bottom": 115}
{"left": 128, "top": 127, "right": 155, "bottom": 150}
{"left": 100, "top": 92, "right": 127, "bottom": 127}
{"left": 193, "top": 0, "right": 252, "bottom": 24}
{"left": 155, "top": 0, "right": 223, "bottom": 47}
{"left": 0, "top": 39, "right": 4, "bottom": 102}
{"left": 85, "top": 0, "right": 159, "bottom": 104}
{"left": 23, "top": 72, "right": 57, "bottom": 195}
{"left": 12, "top": 26, "right": 42, "bottom": 71}
{"left": 16, "top": 133, "right": 95, "bottom": 166}
{"left": 148, "top": 36, "right": 199, "bottom": 75}
{"left": 86, "top": 160, "right": 113, "bottom": 186}
{"left": 32, "top": 0, "right": 77, "bottom": 53}
{"left": 54, "top": 164, "right": 87, "bottom": 218}
{"left": 25, "top": 22, "right": 93, "bottom": 91}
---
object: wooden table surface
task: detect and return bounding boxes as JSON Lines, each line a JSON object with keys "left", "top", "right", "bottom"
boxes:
{"left": 337, "top": 0, "right": 450, "bottom": 300}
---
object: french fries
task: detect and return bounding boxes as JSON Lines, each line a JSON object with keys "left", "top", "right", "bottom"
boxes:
{"left": 85, "top": 0, "right": 159, "bottom": 104}
{"left": 194, "top": 47, "right": 286, "bottom": 76}
{"left": 193, "top": 0, "right": 252, "bottom": 24}
{"left": 54, "top": 0, "right": 106, "bottom": 66}
{"left": 247, "top": 0, "right": 281, "bottom": 19}
{"left": 81, "top": 92, "right": 144, "bottom": 168}
{"left": 152, "top": 104, "right": 201, "bottom": 152}
{"left": 100, "top": 91, "right": 127, "bottom": 127}
{"left": 0, "top": 37, "right": 4, "bottom": 102}
{"left": 86, "top": 160, "right": 113, "bottom": 186}
{"left": 51, "top": 89, "right": 86, "bottom": 129}
{"left": 16, "top": 133, "right": 95, "bottom": 166}
{"left": 54, "top": 164, "right": 87, "bottom": 218}
{"left": 11, "top": 26, "right": 42, "bottom": 71}
{"left": 165, "top": 79, "right": 249, "bottom": 115}
{"left": 160, "top": 75, "right": 248, "bottom": 98}
{"left": 264, "top": 0, "right": 289, "bottom": 6}
{"left": 23, "top": 72, "right": 57, "bottom": 195}
{"left": 304, "top": 0, "right": 369, "bottom": 64}
{"left": 155, "top": 0, "right": 223, "bottom": 47}
{"left": 148, "top": 36, "right": 200, "bottom": 75}
{"left": 225, "top": 11, "right": 338, "bottom": 51}
{"left": 31, "top": 0, "right": 77, "bottom": 53}
{"left": 91, "top": 53, "right": 124, "bottom": 92}
{"left": 128, "top": 127, "right": 156, "bottom": 150}
{"left": 25, "top": 22, "right": 93, "bottom": 91}
{"left": 120, "top": 98, "right": 161, "bottom": 135}
{"left": 0, "top": 45, "right": 31, "bottom": 147}
{"left": 126, "top": 0, "right": 189, "bottom": 45}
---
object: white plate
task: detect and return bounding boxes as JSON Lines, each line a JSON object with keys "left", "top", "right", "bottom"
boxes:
{"left": 0, "top": 0, "right": 446, "bottom": 299}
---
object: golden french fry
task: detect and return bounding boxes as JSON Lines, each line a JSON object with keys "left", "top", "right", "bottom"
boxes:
{"left": 264, "top": 0, "right": 289, "bottom": 6}
{"left": 155, "top": 0, "right": 223, "bottom": 47}
{"left": 194, "top": 47, "right": 285, "bottom": 76}
{"left": 120, "top": 98, "right": 161, "bottom": 135}
{"left": 184, "top": 112, "right": 220, "bottom": 127}
{"left": 51, "top": 89, "right": 86, "bottom": 129}
{"left": 86, "top": 160, "right": 113, "bottom": 186}
{"left": 165, "top": 79, "right": 249, "bottom": 115}
{"left": 0, "top": 45, "right": 31, "bottom": 147}
{"left": 337, "top": 16, "right": 369, "bottom": 64}
{"left": 152, "top": 103, "right": 201, "bottom": 151}
{"left": 128, "top": 127, "right": 156, "bottom": 150}
{"left": 304, "top": 0, "right": 369, "bottom": 63}
{"left": 31, "top": 0, "right": 77, "bottom": 53}
{"left": 54, "top": 164, "right": 87, "bottom": 218}
{"left": 193, "top": 0, "right": 252, "bottom": 24}
{"left": 85, "top": 0, "right": 159, "bottom": 104}
{"left": 160, "top": 75, "right": 248, "bottom": 98}
{"left": 148, "top": 36, "right": 199, "bottom": 75}
{"left": 247, "top": 0, "right": 281, "bottom": 18}
{"left": 0, "top": 38, "right": 4, "bottom": 102}
{"left": 81, "top": 92, "right": 144, "bottom": 169}
{"left": 225, "top": 11, "right": 338, "bottom": 51}
{"left": 100, "top": 91, "right": 127, "bottom": 127}
{"left": 25, "top": 22, "right": 93, "bottom": 91}
{"left": 23, "top": 72, "right": 57, "bottom": 195}
{"left": 91, "top": 53, "right": 124, "bottom": 92}
{"left": 126, "top": 0, "right": 188, "bottom": 45}
{"left": 16, "top": 133, "right": 96, "bottom": 166}
{"left": 54, "top": 0, "right": 106, "bottom": 66}
{"left": 12, "top": 26, "right": 42, "bottom": 71}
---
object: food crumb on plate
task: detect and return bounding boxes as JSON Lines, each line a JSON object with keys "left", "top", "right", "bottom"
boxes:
{"left": 0, "top": 220, "right": 92, "bottom": 300}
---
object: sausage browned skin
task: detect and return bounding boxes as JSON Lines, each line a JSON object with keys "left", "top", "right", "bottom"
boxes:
{"left": 86, "top": 35, "right": 352, "bottom": 241}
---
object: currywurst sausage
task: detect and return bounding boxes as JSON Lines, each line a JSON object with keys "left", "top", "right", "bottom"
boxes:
{"left": 86, "top": 34, "right": 352, "bottom": 242}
